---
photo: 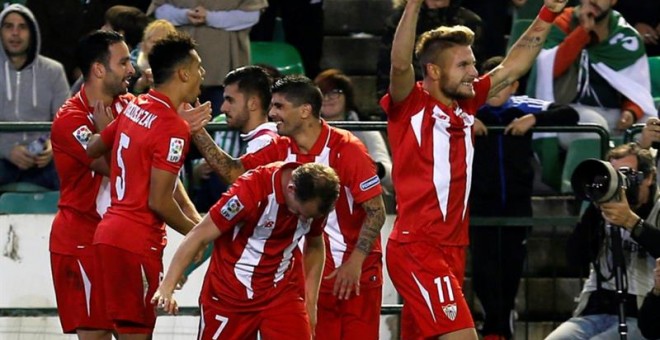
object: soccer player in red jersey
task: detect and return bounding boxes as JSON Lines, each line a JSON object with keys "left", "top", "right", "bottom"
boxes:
{"left": 192, "top": 75, "right": 386, "bottom": 339}
{"left": 153, "top": 162, "right": 340, "bottom": 339}
{"left": 85, "top": 32, "right": 211, "bottom": 339}
{"left": 50, "top": 30, "right": 134, "bottom": 340}
{"left": 380, "top": 0, "right": 569, "bottom": 338}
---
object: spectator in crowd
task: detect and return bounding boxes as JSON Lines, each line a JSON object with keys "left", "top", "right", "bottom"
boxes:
{"left": 85, "top": 32, "right": 211, "bottom": 339}
{"left": 191, "top": 75, "right": 387, "bottom": 340}
{"left": 545, "top": 142, "right": 660, "bottom": 339}
{"left": 193, "top": 65, "right": 277, "bottom": 212}
{"left": 615, "top": 0, "right": 660, "bottom": 57}
{"left": 25, "top": 0, "right": 149, "bottom": 85}
{"left": 49, "top": 30, "right": 135, "bottom": 340}
{"left": 470, "top": 56, "right": 579, "bottom": 340}
{"left": 133, "top": 19, "right": 177, "bottom": 94}
{"left": 151, "top": 0, "right": 267, "bottom": 117}
{"left": 314, "top": 68, "right": 393, "bottom": 194}
{"left": 638, "top": 258, "right": 660, "bottom": 339}
{"left": 376, "top": 0, "right": 484, "bottom": 100}
{"left": 153, "top": 162, "right": 339, "bottom": 338}
{"left": 528, "top": 0, "right": 657, "bottom": 147}
{"left": 0, "top": 4, "right": 69, "bottom": 190}
{"left": 249, "top": 0, "right": 324, "bottom": 78}
{"left": 379, "top": 0, "right": 567, "bottom": 337}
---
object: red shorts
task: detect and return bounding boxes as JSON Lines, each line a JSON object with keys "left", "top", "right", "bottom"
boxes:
{"left": 386, "top": 240, "right": 473, "bottom": 339}
{"left": 315, "top": 286, "right": 381, "bottom": 340}
{"left": 94, "top": 244, "right": 162, "bottom": 334}
{"left": 198, "top": 285, "right": 310, "bottom": 339}
{"left": 50, "top": 250, "right": 112, "bottom": 333}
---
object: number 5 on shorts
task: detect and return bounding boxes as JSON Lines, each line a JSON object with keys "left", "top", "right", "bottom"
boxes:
{"left": 212, "top": 314, "right": 228, "bottom": 339}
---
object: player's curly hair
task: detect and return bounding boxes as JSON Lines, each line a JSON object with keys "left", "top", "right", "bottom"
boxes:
{"left": 415, "top": 25, "right": 474, "bottom": 74}
{"left": 292, "top": 163, "right": 340, "bottom": 216}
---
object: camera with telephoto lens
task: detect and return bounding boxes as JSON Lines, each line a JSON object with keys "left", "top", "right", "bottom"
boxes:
{"left": 570, "top": 158, "right": 644, "bottom": 205}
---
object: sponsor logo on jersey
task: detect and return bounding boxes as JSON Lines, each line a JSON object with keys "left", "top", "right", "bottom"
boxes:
{"left": 220, "top": 195, "right": 244, "bottom": 220}
{"left": 263, "top": 220, "right": 275, "bottom": 229}
{"left": 167, "top": 138, "right": 185, "bottom": 162}
{"left": 72, "top": 125, "right": 92, "bottom": 148}
{"left": 442, "top": 303, "right": 457, "bottom": 321}
{"left": 360, "top": 175, "right": 380, "bottom": 191}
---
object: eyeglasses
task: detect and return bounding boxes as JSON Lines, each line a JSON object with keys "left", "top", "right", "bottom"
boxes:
{"left": 323, "top": 89, "right": 344, "bottom": 100}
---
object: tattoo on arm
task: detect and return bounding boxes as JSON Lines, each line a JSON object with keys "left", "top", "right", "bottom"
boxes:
{"left": 488, "top": 79, "right": 512, "bottom": 97}
{"left": 513, "top": 35, "right": 544, "bottom": 50}
{"left": 355, "top": 196, "right": 386, "bottom": 255}
{"left": 191, "top": 129, "right": 245, "bottom": 184}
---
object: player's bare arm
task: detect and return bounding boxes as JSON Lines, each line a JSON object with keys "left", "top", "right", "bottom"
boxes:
{"left": 303, "top": 234, "right": 325, "bottom": 337}
{"left": 86, "top": 134, "right": 110, "bottom": 159}
{"left": 326, "top": 195, "right": 386, "bottom": 300}
{"left": 487, "top": 0, "right": 568, "bottom": 98}
{"left": 389, "top": 0, "right": 423, "bottom": 103}
{"left": 191, "top": 129, "right": 246, "bottom": 184}
{"left": 173, "top": 178, "right": 202, "bottom": 226}
{"left": 152, "top": 214, "right": 221, "bottom": 314}
{"left": 149, "top": 168, "right": 197, "bottom": 235}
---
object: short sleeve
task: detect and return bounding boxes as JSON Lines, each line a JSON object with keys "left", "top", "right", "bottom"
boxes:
{"left": 151, "top": 117, "right": 190, "bottom": 174}
{"left": 240, "top": 137, "right": 285, "bottom": 170}
{"left": 379, "top": 83, "right": 426, "bottom": 122}
{"left": 51, "top": 112, "right": 95, "bottom": 167}
{"left": 335, "top": 137, "right": 383, "bottom": 204}
{"left": 208, "top": 172, "right": 259, "bottom": 234}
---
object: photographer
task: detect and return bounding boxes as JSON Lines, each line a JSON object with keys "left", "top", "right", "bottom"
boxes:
{"left": 546, "top": 143, "right": 660, "bottom": 339}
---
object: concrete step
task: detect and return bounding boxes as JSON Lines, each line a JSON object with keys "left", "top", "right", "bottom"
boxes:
{"left": 324, "top": 0, "right": 393, "bottom": 35}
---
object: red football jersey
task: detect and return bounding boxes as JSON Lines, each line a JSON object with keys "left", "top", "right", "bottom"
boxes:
{"left": 94, "top": 89, "right": 190, "bottom": 258}
{"left": 380, "top": 77, "right": 491, "bottom": 246}
{"left": 50, "top": 85, "right": 134, "bottom": 255}
{"left": 205, "top": 162, "right": 325, "bottom": 310}
{"left": 240, "top": 121, "right": 383, "bottom": 292}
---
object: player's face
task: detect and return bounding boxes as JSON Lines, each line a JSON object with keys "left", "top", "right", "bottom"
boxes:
{"left": 1, "top": 12, "right": 30, "bottom": 58}
{"left": 184, "top": 50, "right": 205, "bottom": 103}
{"left": 103, "top": 41, "right": 135, "bottom": 97}
{"left": 580, "top": 0, "right": 616, "bottom": 21}
{"left": 221, "top": 83, "right": 250, "bottom": 132}
{"left": 437, "top": 45, "right": 478, "bottom": 100}
{"left": 288, "top": 196, "right": 324, "bottom": 220}
{"left": 269, "top": 93, "right": 304, "bottom": 137}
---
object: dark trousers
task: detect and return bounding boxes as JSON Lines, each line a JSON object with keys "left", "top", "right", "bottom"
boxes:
{"left": 0, "top": 159, "right": 60, "bottom": 190}
{"left": 470, "top": 222, "right": 530, "bottom": 338}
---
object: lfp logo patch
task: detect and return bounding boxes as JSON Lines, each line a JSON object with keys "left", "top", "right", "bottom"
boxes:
{"left": 167, "top": 138, "right": 184, "bottom": 162}
{"left": 221, "top": 195, "right": 244, "bottom": 220}
{"left": 72, "top": 125, "right": 92, "bottom": 148}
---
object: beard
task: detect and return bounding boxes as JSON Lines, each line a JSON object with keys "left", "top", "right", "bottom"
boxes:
{"left": 594, "top": 8, "right": 611, "bottom": 22}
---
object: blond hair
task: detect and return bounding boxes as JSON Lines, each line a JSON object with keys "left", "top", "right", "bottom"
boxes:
{"left": 143, "top": 19, "right": 176, "bottom": 43}
{"left": 415, "top": 25, "right": 474, "bottom": 69}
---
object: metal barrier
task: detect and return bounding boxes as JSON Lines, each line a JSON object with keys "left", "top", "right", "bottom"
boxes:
{"left": 624, "top": 123, "right": 645, "bottom": 143}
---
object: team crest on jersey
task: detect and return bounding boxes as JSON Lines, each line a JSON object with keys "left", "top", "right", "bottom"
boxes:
{"left": 442, "top": 303, "right": 458, "bottom": 321}
{"left": 167, "top": 138, "right": 185, "bottom": 162}
{"left": 360, "top": 175, "right": 380, "bottom": 191}
{"left": 220, "top": 195, "right": 244, "bottom": 220}
{"left": 263, "top": 220, "right": 275, "bottom": 229}
{"left": 72, "top": 125, "right": 92, "bottom": 148}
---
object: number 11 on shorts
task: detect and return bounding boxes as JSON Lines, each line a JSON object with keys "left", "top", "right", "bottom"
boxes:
{"left": 434, "top": 276, "right": 454, "bottom": 303}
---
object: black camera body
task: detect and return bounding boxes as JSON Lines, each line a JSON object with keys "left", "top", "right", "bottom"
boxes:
{"left": 571, "top": 159, "right": 644, "bottom": 205}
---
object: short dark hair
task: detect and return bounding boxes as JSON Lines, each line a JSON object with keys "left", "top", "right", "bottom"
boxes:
{"left": 149, "top": 32, "right": 196, "bottom": 86}
{"left": 271, "top": 75, "right": 323, "bottom": 118}
{"left": 104, "top": 5, "right": 149, "bottom": 49}
{"left": 314, "top": 68, "right": 362, "bottom": 118}
{"left": 292, "top": 163, "right": 340, "bottom": 215}
{"left": 480, "top": 56, "right": 504, "bottom": 75}
{"left": 76, "top": 30, "right": 125, "bottom": 80}
{"left": 224, "top": 66, "right": 273, "bottom": 113}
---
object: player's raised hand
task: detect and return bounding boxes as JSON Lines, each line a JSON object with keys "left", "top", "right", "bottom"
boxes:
{"left": 178, "top": 100, "right": 211, "bottom": 133}
{"left": 92, "top": 100, "right": 113, "bottom": 131}
{"left": 543, "top": 0, "right": 568, "bottom": 13}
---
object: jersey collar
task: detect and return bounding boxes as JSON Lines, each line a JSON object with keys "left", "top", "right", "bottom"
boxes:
{"left": 290, "top": 120, "right": 330, "bottom": 157}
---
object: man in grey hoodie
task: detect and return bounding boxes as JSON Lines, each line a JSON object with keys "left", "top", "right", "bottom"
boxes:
{"left": 0, "top": 4, "right": 69, "bottom": 190}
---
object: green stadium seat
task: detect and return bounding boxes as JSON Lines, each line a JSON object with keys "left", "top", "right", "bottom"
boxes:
{"left": 648, "top": 56, "right": 660, "bottom": 108}
{"left": 560, "top": 138, "right": 601, "bottom": 194}
{"left": 250, "top": 41, "right": 305, "bottom": 75}
{"left": 507, "top": 19, "right": 533, "bottom": 52}
{"left": 0, "top": 182, "right": 50, "bottom": 193}
{"left": 0, "top": 191, "right": 59, "bottom": 214}
{"left": 532, "top": 136, "right": 563, "bottom": 191}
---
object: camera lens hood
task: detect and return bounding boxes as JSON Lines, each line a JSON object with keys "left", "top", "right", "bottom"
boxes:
{"left": 571, "top": 158, "right": 621, "bottom": 203}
